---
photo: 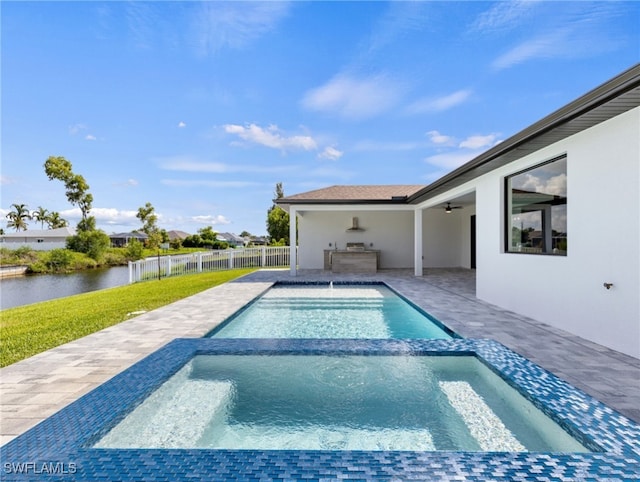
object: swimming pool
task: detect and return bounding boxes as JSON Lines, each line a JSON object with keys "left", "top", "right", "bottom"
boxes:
{"left": 4, "top": 339, "right": 639, "bottom": 481}
{"left": 4, "top": 276, "right": 640, "bottom": 481}
{"left": 208, "top": 282, "right": 456, "bottom": 339}
{"left": 95, "top": 353, "right": 588, "bottom": 452}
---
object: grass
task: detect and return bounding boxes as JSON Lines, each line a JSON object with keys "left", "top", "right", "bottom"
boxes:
{"left": 0, "top": 268, "right": 257, "bottom": 367}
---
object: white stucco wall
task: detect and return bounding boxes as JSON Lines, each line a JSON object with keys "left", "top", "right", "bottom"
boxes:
{"left": 422, "top": 207, "right": 476, "bottom": 268}
{"left": 296, "top": 210, "right": 415, "bottom": 269}
{"left": 475, "top": 107, "right": 640, "bottom": 359}
{"left": 0, "top": 240, "right": 68, "bottom": 251}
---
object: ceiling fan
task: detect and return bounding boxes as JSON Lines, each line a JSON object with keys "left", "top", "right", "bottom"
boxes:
{"left": 444, "top": 202, "right": 463, "bottom": 213}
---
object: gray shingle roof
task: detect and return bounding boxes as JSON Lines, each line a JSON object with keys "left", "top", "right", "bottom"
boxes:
{"left": 278, "top": 185, "right": 425, "bottom": 204}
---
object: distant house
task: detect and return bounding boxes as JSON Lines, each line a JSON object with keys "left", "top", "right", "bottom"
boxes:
{"left": 248, "top": 236, "right": 268, "bottom": 246}
{"left": 0, "top": 227, "right": 76, "bottom": 251}
{"left": 166, "top": 230, "right": 190, "bottom": 242}
{"left": 109, "top": 232, "right": 148, "bottom": 248}
{"left": 216, "top": 232, "right": 246, "bottom": 247}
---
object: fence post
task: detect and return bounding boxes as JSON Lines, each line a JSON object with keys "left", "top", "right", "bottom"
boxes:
{"left": 228, "top": 250, "right": 234, "bottom": 270}
{"left": 197, "top": 252, "right": 202, "bottom": 272}
{"left": 166, "top": 257, "right": 171, "bottom": 278}
{"left": 128, "top": 261, "right": 133, "bottom": 284}
{"left": 261, "top": 246, "right": 266, "bottom": 267}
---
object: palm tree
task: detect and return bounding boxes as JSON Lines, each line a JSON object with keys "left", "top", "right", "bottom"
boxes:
{"left": 47, "top": 212, "right": 69, "bottom": 229}
{"left": 6, "top": 203, "right": 31, "bottom": 231}
{"left": 32, "top": 206, "right": 50, "bottom": 229}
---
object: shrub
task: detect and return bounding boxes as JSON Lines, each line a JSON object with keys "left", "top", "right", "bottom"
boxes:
{"left": 66, "top": 230, "right": 111, "bottom": 262}
{"left": 125, "top": 238, "right": 145, "bottom": 260}
{"left": 27, "top": 261, "right": 48, "bottom": 274}
{"left": 46, "top": 248, "right": 74, "bottom": 272}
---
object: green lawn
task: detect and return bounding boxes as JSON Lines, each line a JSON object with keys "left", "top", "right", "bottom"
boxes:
{"left": 0, "top": 268, "right": 256, "bottom": 367}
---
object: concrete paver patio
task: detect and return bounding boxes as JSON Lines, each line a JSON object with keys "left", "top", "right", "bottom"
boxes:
{"left": 1, "top": 268, "right": 638, "bottom": 446}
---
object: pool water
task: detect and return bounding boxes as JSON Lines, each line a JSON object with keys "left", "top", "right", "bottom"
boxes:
{"left": 208, "top": 284, "right": 454, "bottom": 339}
{"left": 95, "top": 354, "right": 589, "bottom": 452}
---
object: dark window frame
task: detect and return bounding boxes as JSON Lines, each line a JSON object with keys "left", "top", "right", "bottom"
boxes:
{"left": 504, "top": 155, "right": 567, "bottom": 256}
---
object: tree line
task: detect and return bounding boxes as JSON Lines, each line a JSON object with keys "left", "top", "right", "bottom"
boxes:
{"left": 3, "top": 156, "right": 292, "bottom": 257}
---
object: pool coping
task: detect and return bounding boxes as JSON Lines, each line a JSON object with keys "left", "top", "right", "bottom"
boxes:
{"left": 2, "top": 338, "right": 639, "bottom": 481}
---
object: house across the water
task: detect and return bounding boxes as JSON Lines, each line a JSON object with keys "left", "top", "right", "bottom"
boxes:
{"left": 276, "top": 64, "right": 640, "bottom": 359}
{"left": 109, "top": 232, "right": 148, "bottom": 248}
{"left": 0, "top": 227, "right": 76, "bottom": 251}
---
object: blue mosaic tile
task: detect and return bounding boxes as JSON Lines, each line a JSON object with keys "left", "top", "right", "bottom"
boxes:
{"left": 2, "top": 339, "right": 640, "bottom": 481}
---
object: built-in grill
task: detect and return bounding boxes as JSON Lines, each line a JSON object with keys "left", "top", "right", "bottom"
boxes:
{"left": 346, "top": 242, "right": 366, "bottom": 252}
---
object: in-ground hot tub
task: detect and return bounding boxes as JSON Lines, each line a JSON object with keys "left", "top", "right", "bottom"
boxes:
{"left": 4, "top": 339, "right": 639, "bottom": 480}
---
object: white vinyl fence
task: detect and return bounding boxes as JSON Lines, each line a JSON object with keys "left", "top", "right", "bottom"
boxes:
{"left": 128, "top": 246, "right": 292, "bottom": 283}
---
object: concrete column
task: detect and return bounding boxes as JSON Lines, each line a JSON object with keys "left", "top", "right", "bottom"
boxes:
{"left": 414, "top": 208, "right": 423, "bottom": 276}
{"left": 289, "top": 207, "right": 297, "bottom": 276}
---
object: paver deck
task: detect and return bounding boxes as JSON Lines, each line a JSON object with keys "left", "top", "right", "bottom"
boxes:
{"left": 1, "top": 268, "right": 638, "bottom": 447}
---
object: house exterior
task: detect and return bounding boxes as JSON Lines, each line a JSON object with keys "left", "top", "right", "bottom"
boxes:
{"left": 166, "top": 230, "right": 190, "bottom": 242}
{"left": 276, "top": 64, "right": 640, "bottom": 359}
{"left": 109, "top": 232, "right": 148, "bottom": 248}
{"left": 0, "top": 227, "right": 76, "bottom": 251}
{"left": 216, "top": 232, "right": 247, "bottom": 248}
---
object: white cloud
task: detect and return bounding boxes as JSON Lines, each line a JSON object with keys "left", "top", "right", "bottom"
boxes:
{"left": 459, "top": 133, "right": 500, "bottom": 149}
{"left": 192, "top": 2, "right": 290, "bottom": 56}
{"left": 492, "top": 31, "right": 565, "bottom": 70}
{"left": 318, "top": 146, "right": 343, "bottom": 161}
{"left": 85, "top": 134, "right": 97, "bottom": 141}
{"left": 60, "top": 207, "right": 139, "bottom": 225}
{"left": 1, "top": 175, "right": 15, "bottom": 185}
{"left": 126, "top": 179, "right": 138, "bottom": 187}
{"left": 407, "top": 89, "right": 472, "bottom": 114}
{"left": 423, "top": 131, "right": 503, "bottom": 177}
{"left": 178, "top": 121, "right": 186, "bottom": 128}
{"left": 471, "top": 1, "right": 541, "bottom": 33}
{"left": 520, "top": 173, "right": 567, "bottom": 196}
{"left": 224, "top": 123, "right": 317, "bottom": 152}
{"left": 301, "top": 74, "right": 403, "bottom": 120}
{"left": 490, "top": 8, "right": 622, "bottom": 71}
{"left": 367, "top": 1, "right": 432, "bottom": 53}
{"left": 426, "top": 130, "right": 455, "bottom": 146}
{"left": 192, "top": 214, "right": 230, "bottom": 225}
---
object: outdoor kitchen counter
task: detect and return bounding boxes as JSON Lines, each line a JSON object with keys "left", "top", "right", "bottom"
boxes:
{"left": 324, "top": 249, "right": 380, "bottom": 273}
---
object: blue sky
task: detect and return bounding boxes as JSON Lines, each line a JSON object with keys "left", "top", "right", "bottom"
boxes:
{"left": 2, "top": 1, "right": 638, "bottom": 236}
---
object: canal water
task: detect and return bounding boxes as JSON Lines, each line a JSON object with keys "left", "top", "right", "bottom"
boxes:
{"left": 1, "top": 266, "right": 129, "bottom": 310}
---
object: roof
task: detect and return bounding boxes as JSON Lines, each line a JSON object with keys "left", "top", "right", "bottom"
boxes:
{"left": 1, "top": 227, "right": 76, "bottom": 239}
{"left": 278, "top": 185, "right": 425, "bottom": 205}
{"left": 276, "top": 64, "right": 640, "bottom": 208}
{"left": 166, "top": 230, "right": 190, "bottom": 240}
{"left": 217, "top": 232, "right": 246, "bottom": 243}
{"left": 109, "top": 232, "right": 148, "bottom": 239}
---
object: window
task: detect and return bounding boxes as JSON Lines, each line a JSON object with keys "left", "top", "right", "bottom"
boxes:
{"left": 505, "top": 156, "right": 567, "bottom": 255}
